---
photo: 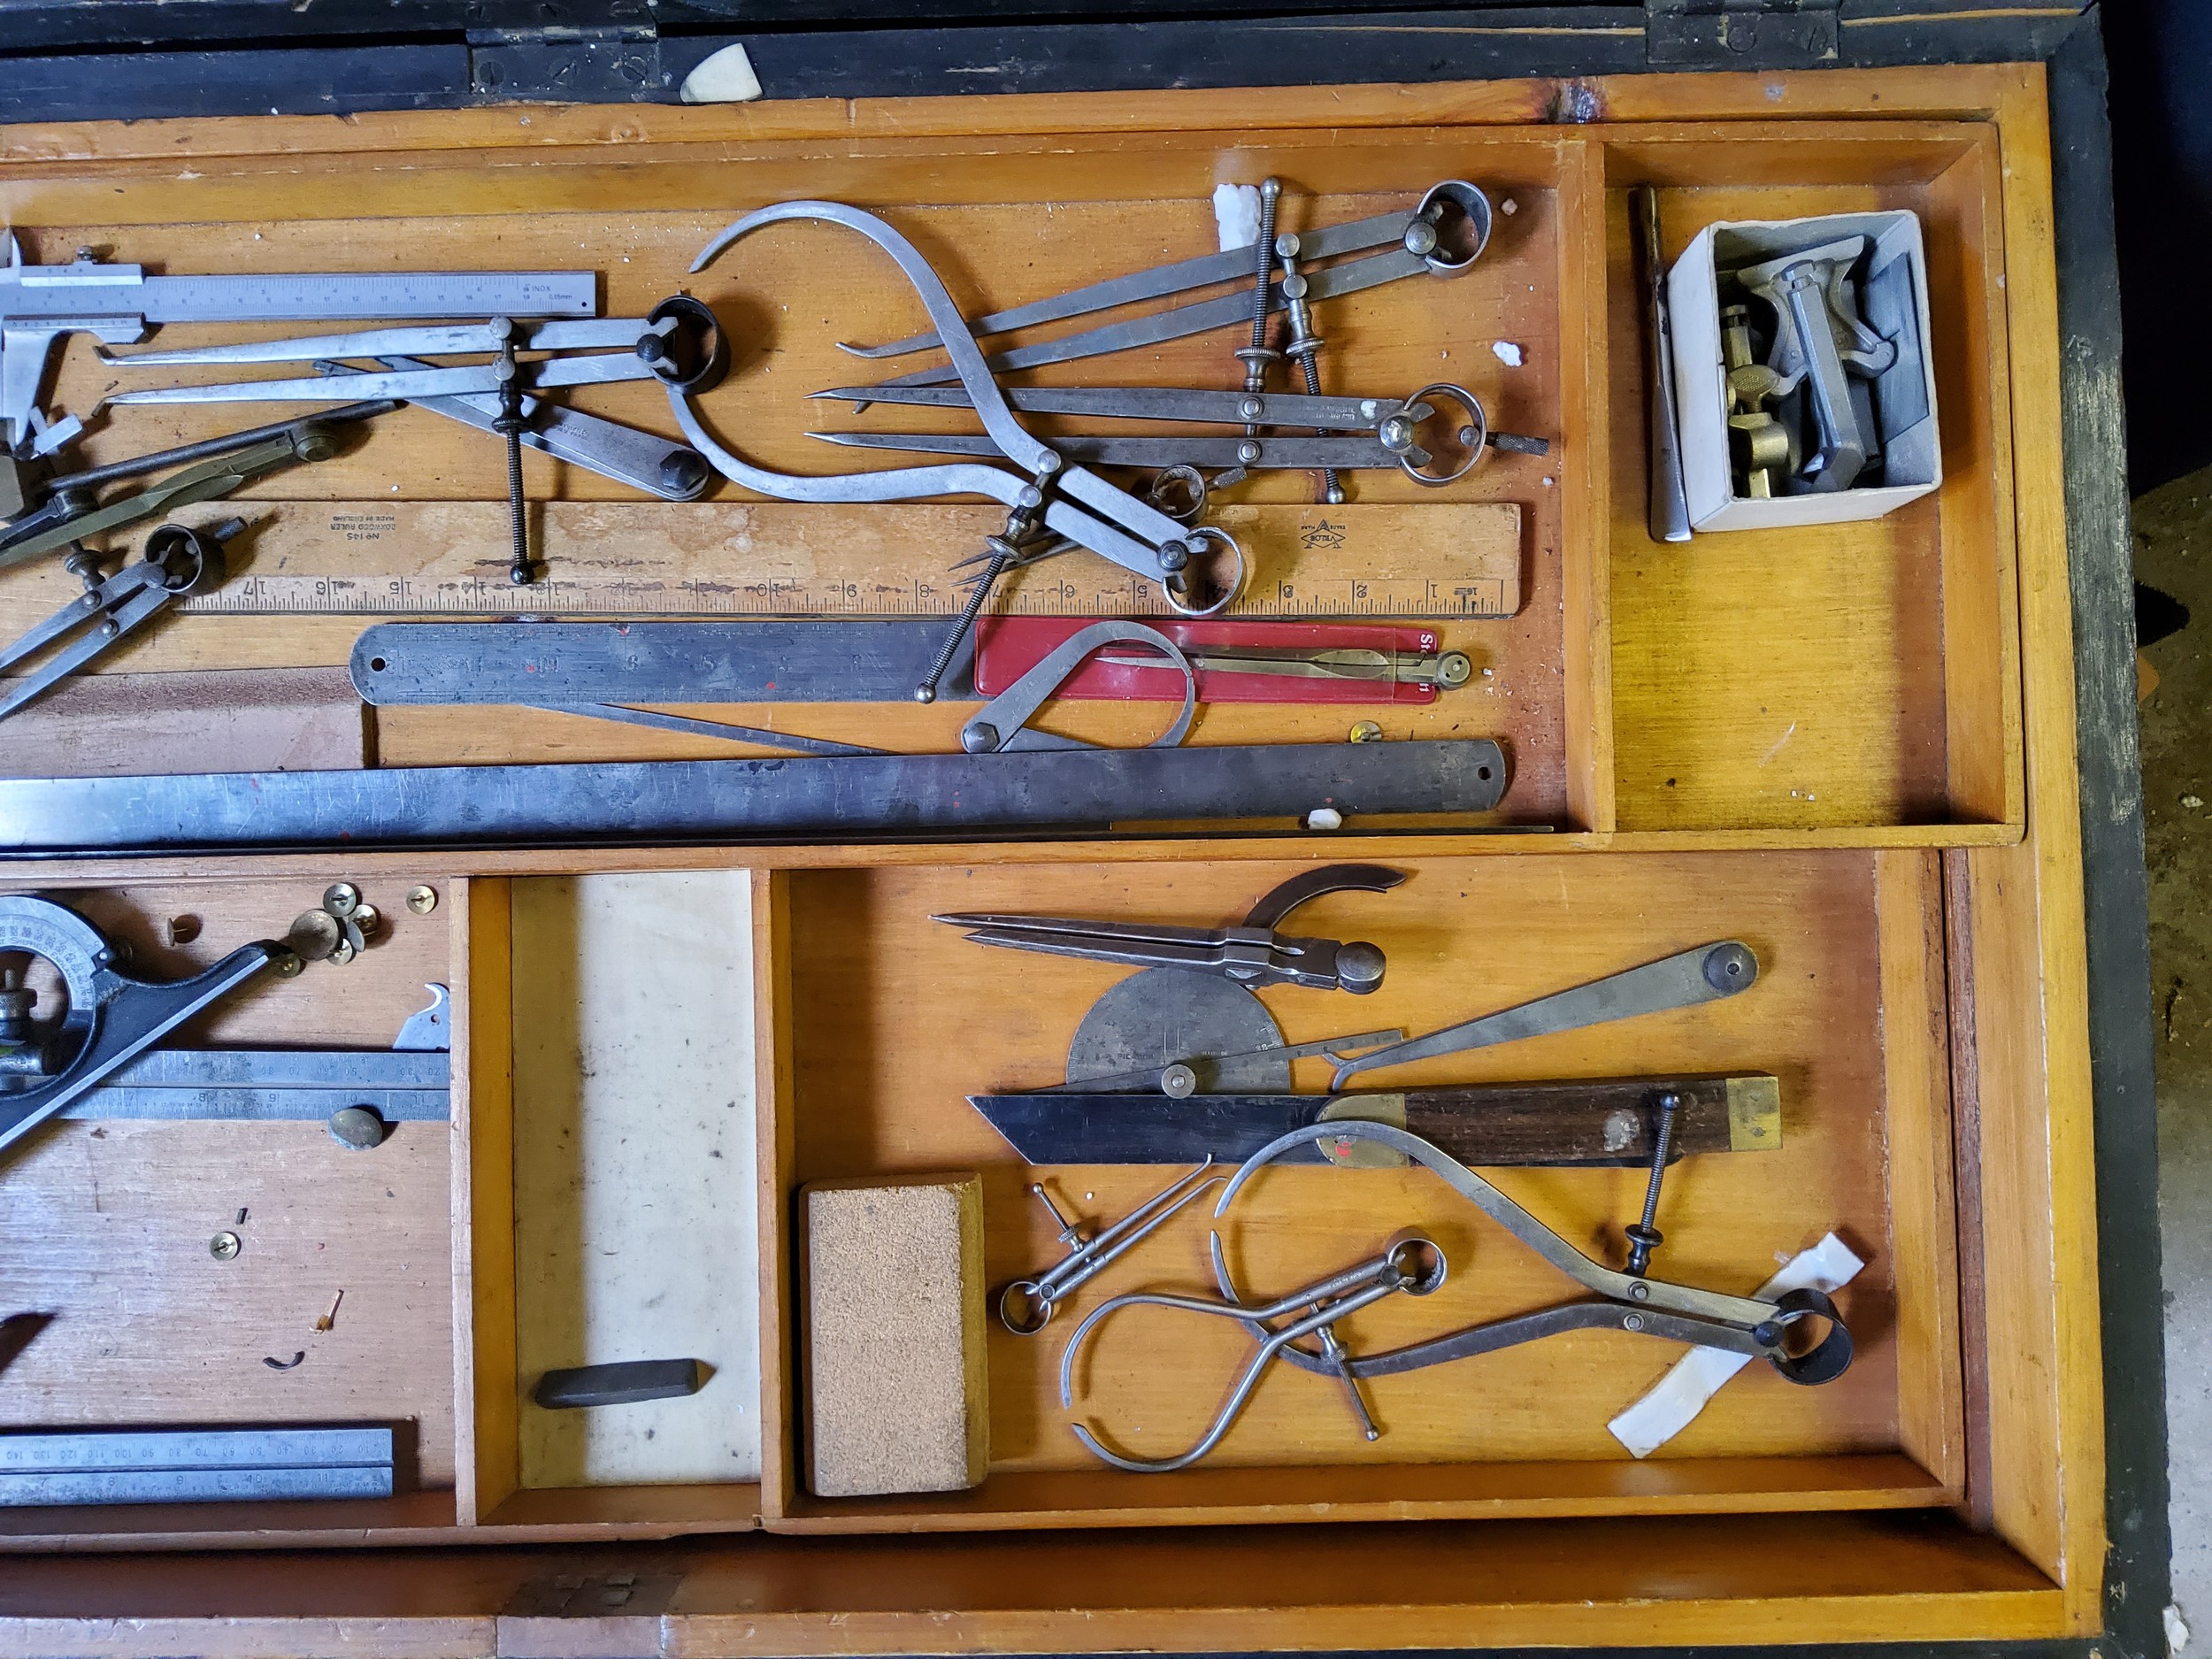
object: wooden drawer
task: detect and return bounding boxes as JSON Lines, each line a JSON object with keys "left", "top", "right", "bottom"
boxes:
{"left": 1, "top": 77, "right": 2023, "bottom": 852}
{"left": 0, "top": 59, "right": 2103, "bottom": 1657}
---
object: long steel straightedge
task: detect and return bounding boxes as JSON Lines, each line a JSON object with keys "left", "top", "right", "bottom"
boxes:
{"left": 0, "top": 1427, "right": 396, "bottom": 1506}
{"left": 0, "top": 741, "right": 1509, "bottom": 854}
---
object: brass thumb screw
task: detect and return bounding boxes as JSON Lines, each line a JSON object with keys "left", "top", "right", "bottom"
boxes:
{"left": 1624, "top": 1090, "right": 1683, "bottom": 1277}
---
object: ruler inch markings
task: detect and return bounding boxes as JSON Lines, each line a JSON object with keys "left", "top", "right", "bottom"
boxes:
{"left": 156, "top": 500, "right": 1521, "bottom": 623}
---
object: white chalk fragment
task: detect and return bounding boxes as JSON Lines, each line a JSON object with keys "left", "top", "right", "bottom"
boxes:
{"left": 1213, "top": 183, "right": 1263, "bottom": 253}
{"left": 1492, "top": 341, "right": 1525, "bottom": 368}
{"left": 680, "top": 43, "right": 762, "bottom": 104}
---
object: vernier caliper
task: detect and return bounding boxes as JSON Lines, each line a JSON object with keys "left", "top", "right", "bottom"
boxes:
{"left": 0, "top": 234, "right": 595, "bottom": 454}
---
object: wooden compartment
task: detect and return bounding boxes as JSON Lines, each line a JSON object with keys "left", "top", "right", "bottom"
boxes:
{"left": 0, "top": 875, "right": 461, "bottom": 1547}
{"left": 754, "top": 849, "right": 1962, "bottom": 1530}
{"left": 454, "top": 872, "right": 766, "bottom": 1536}
{"left": 0, "top": 97, "right": 2028, "bottom": 848}
{"left": 1601, "top": 127, "right": 2024, "bottom": 841}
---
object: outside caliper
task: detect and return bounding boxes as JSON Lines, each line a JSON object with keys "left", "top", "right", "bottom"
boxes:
{"left": 0, "top": 896, "right": 296, "bottom": 1157}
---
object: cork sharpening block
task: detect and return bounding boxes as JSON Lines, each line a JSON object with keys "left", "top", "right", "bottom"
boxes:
{"left": 803, "top": 1173, "right": 989, "bottom": 1498}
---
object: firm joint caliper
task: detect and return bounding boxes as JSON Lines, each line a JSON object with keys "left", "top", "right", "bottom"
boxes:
{"left": 666, "top": 203, "right": 1247, "bottom": 690}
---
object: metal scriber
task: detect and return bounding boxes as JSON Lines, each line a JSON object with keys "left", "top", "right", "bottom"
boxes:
{"left": 940, "top": 863, "right": 1404, "bottom": 993}
{"left": 844, "top": 180, "right": 1493, "bottom": 388}
{"left": 0, "top": 518, "right": 236, "bottom": 724}
{"left": 669, "top": 200, "right": 1244, "bottom": 626}
{"left": 1096, "top": 643, "right": 1474, "bottom": 691}
{"left": 1328, "top": 941, "right": 1760, "bottom": 1087}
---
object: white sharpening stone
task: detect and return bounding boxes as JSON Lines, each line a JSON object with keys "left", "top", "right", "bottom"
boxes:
{"left": 511, "top": 872, "right": 761, "bottom": 1487}
{"left": 1214, "top": 183, "right": 1262, "bottom": 252}
{"left": 1606, "top": 1232, "right": 1865, "bottom": 1458}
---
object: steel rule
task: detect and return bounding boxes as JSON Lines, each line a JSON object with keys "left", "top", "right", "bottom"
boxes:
{"left": 155, "top": 499, "right": 1522, "bottom": 621}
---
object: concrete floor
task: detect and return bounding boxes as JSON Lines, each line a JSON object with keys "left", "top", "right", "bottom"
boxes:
{"left": 2132, "top": 463, "right": 2212, "bottom": 1628}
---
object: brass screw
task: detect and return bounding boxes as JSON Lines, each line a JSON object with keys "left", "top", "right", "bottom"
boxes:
{"left": 406, "top": 885, "right": 438, "bottom": 916}
{"left": 1349, "top": 720, "right": 1384, "bottom": 743}
{"left": 209, "top": 1232, "right": 242, "bottom": 1262}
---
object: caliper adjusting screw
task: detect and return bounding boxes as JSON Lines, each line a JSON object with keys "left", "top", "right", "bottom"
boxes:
{"left": 1275, "top": 232, "right": 1344, "bottom": 506}
{"left": 1234, "top": 178, "right": 1284, "bottom": 439}
{"left": 488, "top": 318, "right": 535, "bottom": 587}
{"left": 1623, "top": 1089, "right": 1683, "bottom": 1276}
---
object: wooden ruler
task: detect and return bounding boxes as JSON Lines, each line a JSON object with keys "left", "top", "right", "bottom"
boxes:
{"left": 165, "top": 499, "right": 1521, "bottom": 621}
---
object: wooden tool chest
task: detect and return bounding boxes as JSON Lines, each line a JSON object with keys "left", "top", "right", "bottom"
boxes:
{"left": 0, "top": 56, "right": 2123, "bottom": 1655}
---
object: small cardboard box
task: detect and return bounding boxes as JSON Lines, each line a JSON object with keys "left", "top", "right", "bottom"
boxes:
{"left": 1667, "top": 211, "right": 1940, "bottom": 531}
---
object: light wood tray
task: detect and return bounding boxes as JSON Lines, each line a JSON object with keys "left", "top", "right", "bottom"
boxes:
{"left": 0, "top": 78, "right": 2022, "bottom": 850}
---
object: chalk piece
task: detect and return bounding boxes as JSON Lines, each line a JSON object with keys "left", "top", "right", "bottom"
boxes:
{"left": 804, "top": 1174, "right": 987, "bottom": 1498}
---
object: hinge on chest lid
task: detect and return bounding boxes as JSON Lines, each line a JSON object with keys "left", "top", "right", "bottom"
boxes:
{"left": 467, "top": 19, "right": 669, "bottom": 102}
{"left": 1645, "top": 0, "right": 1841, "bottom": 69}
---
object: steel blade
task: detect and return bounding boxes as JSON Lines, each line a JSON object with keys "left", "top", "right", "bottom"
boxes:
{"left": 810, "top": 431, "right": 1398, "bottom": 469}
{"left": 111, "top": 351, "right": 650, "bottom": 407}
{"left": 953, "top": 926, "right": 1233, "bottom": 973}
{"left": 1330, "top": 941, "right": 1760, "bottom": 1087}
{"left": 811, "top": 381, "right": 1402, "bottom": 430}
{"left": 841, "top": 207, "right": 1413, "bottom": 359}
{"left": 970, "top": 1091, "right": 1331, "bottom": 1164}
{"left": 100, "top": 1048, "right": 449, "bottom": 1088}
{"left": 105, "top": 317, "right": 645, "bottom": 367}
{"left": 352, "top": 619, "right": 976, "bottom": 707}
{"left": 0, "top": 265, "right": 595, "bottom": 325}
{"left": 870, "top": 246, "right": 1428, "bottom": 388}
{"left": 61, "top": 1087, "right": 449, "bottom": 1122}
